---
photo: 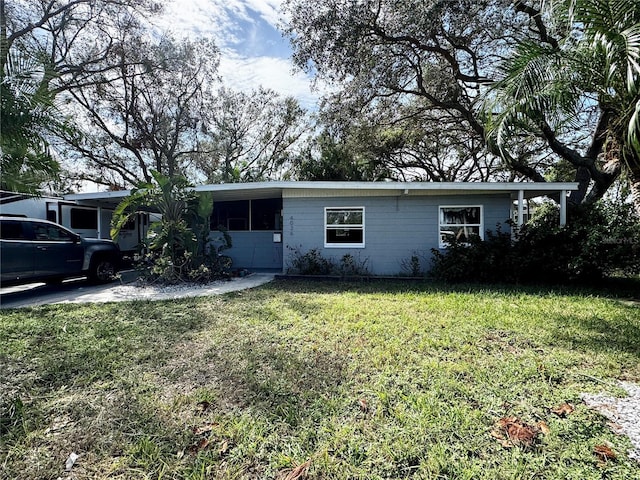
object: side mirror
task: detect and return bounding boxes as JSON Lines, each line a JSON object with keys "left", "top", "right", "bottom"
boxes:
{"left": 73, "top": 234, "right": 82, "bottom": 243}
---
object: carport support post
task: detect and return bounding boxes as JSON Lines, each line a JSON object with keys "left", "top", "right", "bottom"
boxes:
{"left": 517, "top": 189, "right": 524, "bottom": 227}
{"left": 560, "top": 190, "right": 567, "bottom": 226}
{"left": 97, "top": 206, "right": 103, "bottom": 238}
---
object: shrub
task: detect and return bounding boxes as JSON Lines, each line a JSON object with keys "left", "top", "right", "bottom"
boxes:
{"left": 430, "top": 225, "right": 518, "bottom": 283}
{"left": 112, "top": 171, "right": 233, "bottom": 284}
{"left": 399, "top": 251, "right": 429, "bottom": 277}
{"left": 430, "top": 200, "right": 640, "bottom": 285}
{"left": 338, "top": 253, "right": 370, "bottom": 276}
{"left": 286, "top": 247, "right": 371, "bottom": 277}
{"left": 286, "top": 246, "right": 336, "bottom": 275}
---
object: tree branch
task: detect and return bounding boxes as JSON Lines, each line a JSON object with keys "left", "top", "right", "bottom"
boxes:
{"left": 513, "top": 1, "right": 559, "bottom": 49}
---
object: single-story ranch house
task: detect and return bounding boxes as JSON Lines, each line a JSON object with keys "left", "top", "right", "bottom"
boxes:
{"left": 65, "top": 181, "right": 578, "bottom": 276}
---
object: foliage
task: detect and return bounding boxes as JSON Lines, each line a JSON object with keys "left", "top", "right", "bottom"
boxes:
{"left": 517, "top": 201, "right": 640, "bottom": 282}
{"left": 399, "top": 251, "right": 429, "bottom": 277}
{"left": 430, "top": 225, "right": 521, "bottom": 284}
{"left": 284, "top": 0, "right": 639, "bottom": 205}
{"left": 430, "top": 201, "right": 640, "bottom": 284}
{"left": 291, "top": 129, "right": 392, "bottom": 181}
{"left": 1, "top": 0, "right": 160, "bottom": 191}
{"left": 2, "top": 282, "right": 640, "bottom": 478}
{"left": 286, "top": 246, "right": 370, "bottom": 276}
{"left": 112, "top": 171, "right": 231, "bottom": 284}
{"left": 61, "top": 35, "right": 219, "bottom": 188}
{"left": 196, "top": 87, "right": 308, "bottom": 183}
{"left": 485, "top": 0, "right": 640, "bottom": 212}
{"left": 286, "top": 246, "right": 336, "bottom": 275}
{"left": 0, "top": 46, "right": 65, "bottom": 192}
{"left": 284, "top": 0, "right": 512, "bottom": 183}
{"left": 337, "top": 253, "right": 370, "bottom": 276}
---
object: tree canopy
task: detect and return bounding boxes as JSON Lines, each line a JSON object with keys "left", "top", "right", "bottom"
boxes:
{"left": 486, "top": 0, "right": 640, "bottom": 212}
{"left": 284, "top": 0, "right": 640, "bottom": 211}
{"left": 1, "top": 0, "right": 161, "bottom": 192}
{"left": 1, "top": 0, "right": 308, "bottom": 191}
{"left": 60, "top": 34, "right": 220, "bottom": 188}
{"left": 196, "top": 87, "right": 308, "bottom": 184}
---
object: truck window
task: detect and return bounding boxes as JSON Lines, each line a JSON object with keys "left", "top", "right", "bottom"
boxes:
{"left": 33, "top": 223, "right": 76, "bottom": 242}
{"left": 0, "top": 220, "right": 28, "bottom": 240}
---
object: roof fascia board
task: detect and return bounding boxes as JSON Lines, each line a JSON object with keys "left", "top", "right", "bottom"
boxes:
{"left": 63, "top": 182, "right": 579, "bottom": 202}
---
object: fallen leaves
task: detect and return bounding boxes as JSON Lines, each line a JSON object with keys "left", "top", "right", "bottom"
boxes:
{"left": 188, "top": 437, "right": 211, "bottom": 455}
{"left": 491, "top": 400, "right": 578, "bottom": 450}
{"left": 491, "top": 417, "right": 547, "bottom": 449}
{"left": 187, "top": 419, "right": 232, "bottom": 456}
{"left": 280, "top": 459, "right": 311, "bottom": 480}
{"left": 196, "top": 400, "right": 211, "bottom": 415}
{"left": 594, "top": 444, "right": 617, "bottom": 465}
{"left": 193, "top": 422, "right": 219, "bottom": 435}
{"left": 551, "top": 403, "right": 574, "bottom": 418}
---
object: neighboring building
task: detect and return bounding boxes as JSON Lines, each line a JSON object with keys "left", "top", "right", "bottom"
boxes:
{"left": 19, "top": 182, "right": 577, "bottom": 275}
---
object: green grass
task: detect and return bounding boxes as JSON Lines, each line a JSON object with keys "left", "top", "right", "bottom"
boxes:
{"left": 1, "top": 280, "right": 639, "bottom": 479}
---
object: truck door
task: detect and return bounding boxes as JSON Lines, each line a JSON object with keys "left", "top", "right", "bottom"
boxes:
{"left": 0, "top": 219, "right": 35, "bottom": 283}
{"left": 31, "top": 222, "right": 84, "bottom": 277}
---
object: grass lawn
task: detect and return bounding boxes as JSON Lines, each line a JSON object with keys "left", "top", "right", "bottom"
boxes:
{"left": 1, "top": 279, "right": 639, "bottom": 479}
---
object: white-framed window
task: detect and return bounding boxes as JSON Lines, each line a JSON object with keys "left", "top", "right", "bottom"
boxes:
{"left": 325, "top": 207, "right": 365, "bottom": 248}
{"left": 439, "top": 205, "right": 483, "bottom": 248}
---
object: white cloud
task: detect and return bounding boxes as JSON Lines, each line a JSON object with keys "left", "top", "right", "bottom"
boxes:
{"left": 158, "top": 0, "right": 284, "bottom": 43}
{"left": 152, "top": 0, "right": 321, "bottom": 109}
{"left": 218, "top": 53, "right": 320, "bottom": 109}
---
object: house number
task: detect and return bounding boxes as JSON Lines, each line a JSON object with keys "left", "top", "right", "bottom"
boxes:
{"left": 289, "top": 216, "right": 294, "bottom": 236}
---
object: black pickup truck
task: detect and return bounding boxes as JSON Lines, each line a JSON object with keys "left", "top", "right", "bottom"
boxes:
{"left": 0, "top": 217, "right": 121, "bottom": 286}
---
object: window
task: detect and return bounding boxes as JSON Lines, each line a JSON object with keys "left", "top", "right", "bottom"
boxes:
{"left": 325, "top": 207, "right": 365, "bottom": 247}
{"left": 439, "top": 206, "right": 483, "bottom": 247}
{"left": 0, "top": 220, "right": 28, "bottom": 240}
{"left": 251, "top": 198, "right": 282, "bottom": 231}
{"left": 70, "top": 208, "right": 97, "bottom": 230}
{"left": 210, "top": 198, "right": 282, "bottom": 231}
{"left": 32, "top": 223, "right": 77, "bottom": 242}
{"left": 211, "top": 200, "right": 250, "bottom": 230}
{"left": 122, "top": 216, "right": 136, "bottom": 231}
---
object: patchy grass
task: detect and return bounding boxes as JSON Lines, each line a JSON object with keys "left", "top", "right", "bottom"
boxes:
{"left": 1, "top": 280, "right": 639, "bottom": 479}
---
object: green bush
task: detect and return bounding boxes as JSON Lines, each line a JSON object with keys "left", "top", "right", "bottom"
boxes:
{"left": 430, "top": 225, "right": 518, "bottom": 283}
{"left": 338, "top": 253, "right": 370, "bottom": 276}
{"left": 112, "top": 171, "right": 233, "bottom": 284}
{"left": 399, "top": 252, "right": 429, "bottom": 277}
{"left": 430, "top": 200, "right": 640, "bottom": 284}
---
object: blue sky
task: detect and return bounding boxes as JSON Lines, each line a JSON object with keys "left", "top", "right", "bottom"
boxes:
{"left": 156, "top": 0, "right": 320, "bottom": 109}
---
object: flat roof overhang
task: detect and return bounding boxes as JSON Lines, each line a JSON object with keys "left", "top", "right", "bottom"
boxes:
{"left": 64, "top": 181, "right": 579, "bottom": 205}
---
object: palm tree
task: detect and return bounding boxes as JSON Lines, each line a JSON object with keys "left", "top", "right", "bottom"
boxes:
{"left": 485, "top": 0, "right": 640, "bottom": 214}
{"left": 1, "top": 48, "right": 64, "bottom": 193}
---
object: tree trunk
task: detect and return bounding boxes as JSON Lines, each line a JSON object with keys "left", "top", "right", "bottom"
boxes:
{"left": 629, "top": 164, "right": 640, "bottom": 217}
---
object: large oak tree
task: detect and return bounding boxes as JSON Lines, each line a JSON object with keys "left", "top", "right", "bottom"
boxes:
{"left": 60, "top": 35, "right": 220, "bottom": 188}
{"left": 1, "top": 0, "right": 160, "bottom": 192}
{"left": 283, "top": 0, "right": 640, "bottom": 211}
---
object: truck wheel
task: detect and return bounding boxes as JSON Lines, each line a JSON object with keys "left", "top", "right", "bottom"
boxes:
{"left": 89, "top": 256, "right": 116, "bottom": 283}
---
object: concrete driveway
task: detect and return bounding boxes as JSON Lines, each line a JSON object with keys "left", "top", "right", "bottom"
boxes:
{"left": 0, "top": 271, "right": 275, "bottom": 309}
